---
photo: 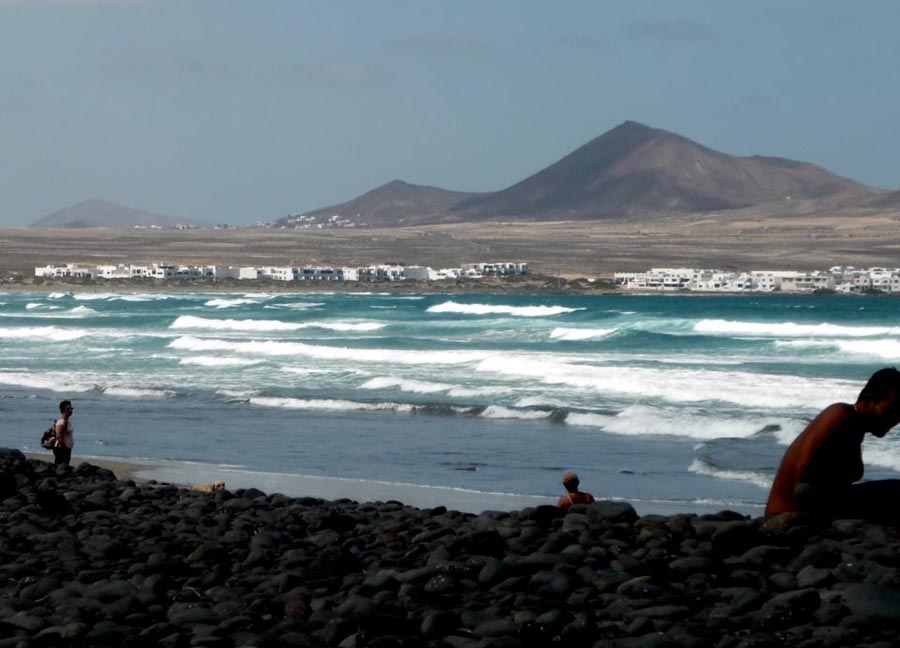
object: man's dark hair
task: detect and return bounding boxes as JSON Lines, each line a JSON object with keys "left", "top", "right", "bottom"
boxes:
{"left": 59, "top": 400, "right": 72, "bottom": 413}
{"left": 858, "top": 368, "right": 900, "bottom": 403}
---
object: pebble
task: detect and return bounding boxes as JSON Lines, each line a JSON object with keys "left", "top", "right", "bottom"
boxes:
{"left": 2, "top": 448, "right": 900, "bottom": 647}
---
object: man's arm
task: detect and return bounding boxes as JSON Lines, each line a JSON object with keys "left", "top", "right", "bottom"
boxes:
{"left": 55, "top": 419, "right": 66, "bottom": 446}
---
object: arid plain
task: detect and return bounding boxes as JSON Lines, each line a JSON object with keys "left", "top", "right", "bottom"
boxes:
{"left": 3, "top": 203, "right": 900, "bottom": 282}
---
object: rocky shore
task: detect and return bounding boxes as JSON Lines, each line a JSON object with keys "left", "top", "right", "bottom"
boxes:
{"left": 2, "top": 448, "right": 899, "bottom": 648}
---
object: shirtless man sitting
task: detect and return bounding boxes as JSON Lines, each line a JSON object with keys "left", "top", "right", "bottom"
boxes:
{"left": 766, "top": 367, "right": 900, "bottom": 522}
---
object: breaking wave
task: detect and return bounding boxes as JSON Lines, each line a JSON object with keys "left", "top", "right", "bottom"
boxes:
{"left": 0, "top": 326, "right": 88, "bottom": 342}
{"left": 549, "top": 327, "right": 617, "bottom": 341}
{"left": 688, "top": 458, "right": 772, "bottom": 490}
{"left": 695, "top": 319, "right": 900, "bottom": 338}
{"left": 427, "top": 301, "right": 584, "bottom": 317}
{"left": 170, "top": 315, "right": 384, "bottom": 332}
{"left": 168, "top": 336, "right": 488, "bottom": 365}
{"left": 103, "top": 387, "right": 175, "bottom": 399}
{"left": 179, "top": 356, "right": 263, "bottom": 367}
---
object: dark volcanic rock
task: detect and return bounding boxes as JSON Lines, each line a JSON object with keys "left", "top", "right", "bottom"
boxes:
{"left": 1, "top": 448, "right": 899, "bottom": 647}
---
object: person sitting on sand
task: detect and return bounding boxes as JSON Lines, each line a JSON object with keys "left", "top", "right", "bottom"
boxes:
{"left": 557, "top": 470, "right": 595, "bottom": 509}
{"left": 53, "top": 399, "right": 75, "bottom": 466}
{"left": 765, "top": 367, "right": 900, "bottom": 522}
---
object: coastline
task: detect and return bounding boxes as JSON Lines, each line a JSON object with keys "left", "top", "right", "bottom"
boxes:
{"left": 26, "top": 451, "right": 764, "bottom": 517}
{"left": 3, "top": 446, "right": 898, "bottom": 647}
{"left": 2, "top": 279, "right": 884, "bottom": 297}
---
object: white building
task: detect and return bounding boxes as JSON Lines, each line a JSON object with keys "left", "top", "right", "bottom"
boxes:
{"left": 460, "top": 262, "right": 529, "bottom": 277}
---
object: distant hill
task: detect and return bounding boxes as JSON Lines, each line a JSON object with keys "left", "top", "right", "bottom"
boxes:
{"left": 867, "top": 190, "right": 900, "bottom": 210}
{"left": 290, "top": 121, "right": 878, "bottom": 226}
{"left": 449, "top": 121, "right": 868, "bottom": 220}
{"left": 276, "top": 180, "right": 481, "bottom": 228}
{"left": 30, "top": 198, "right": 208, "bottom": 229}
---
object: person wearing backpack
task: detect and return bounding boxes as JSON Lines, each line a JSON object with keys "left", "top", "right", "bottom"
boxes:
{"left": 53, "top": 400, "right": 74, "bottom": 466}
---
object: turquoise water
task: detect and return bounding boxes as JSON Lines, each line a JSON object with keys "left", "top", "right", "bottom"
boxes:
{"left": 2, "top": 290, "right": 899, "bottom": 513}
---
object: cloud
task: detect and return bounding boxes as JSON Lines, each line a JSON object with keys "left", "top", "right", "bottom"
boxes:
{"left": 385, "top": 37, "right": 492, "bottom": 58}
{"left": 625, "top": 19, "right": 715, "bottom": 43}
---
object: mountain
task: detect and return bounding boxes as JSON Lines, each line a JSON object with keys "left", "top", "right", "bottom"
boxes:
{"left": 277, "top": 180, "right": 481, "bottom": 228}
{"left": 292, "top": 121, "right": 877, "bottom": 227}
{"left": 448, "top": 121, "right": 869, "bottom": 220}
{"left": 30, "top": 198, "right": 208, "bottom": 229}
{"left": 867, "top": 190, "right": 900, "bottom": 210}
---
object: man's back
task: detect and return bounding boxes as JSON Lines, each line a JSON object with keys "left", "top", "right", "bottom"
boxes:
{"left": 765, "top": 403, "right": 863, "bottom": 517}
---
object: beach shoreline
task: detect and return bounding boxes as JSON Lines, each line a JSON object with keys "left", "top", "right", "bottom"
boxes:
{"left": 25, "top": 451, "right": 764, "bottom": 517}
{"left": 1, "top": 446, "right": 896, "bottom": 647}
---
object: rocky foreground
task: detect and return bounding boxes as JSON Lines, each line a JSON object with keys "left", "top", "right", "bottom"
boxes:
{"left": 1, "top": 449, "right": 900, "bottom": 648}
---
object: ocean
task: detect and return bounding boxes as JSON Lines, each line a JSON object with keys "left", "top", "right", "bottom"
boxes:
{"left": 2, "top": 289, "right": 899, "bottom": 515}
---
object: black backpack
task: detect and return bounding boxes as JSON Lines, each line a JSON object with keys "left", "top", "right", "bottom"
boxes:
{"left": 40, "top": 423, "right": 57, "bottom": 449}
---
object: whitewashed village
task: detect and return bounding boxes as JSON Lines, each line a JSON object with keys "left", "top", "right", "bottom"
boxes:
{"left": 34, "top": 261, "right": 529, "bottom": 283}
{"left": 614, "top": 266, "right": 900, "bottom": 293}
{"left": 31, "top": 261, "right": 900, "bottom": 293}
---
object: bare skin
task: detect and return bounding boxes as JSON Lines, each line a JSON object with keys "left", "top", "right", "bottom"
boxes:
{"left": 766, "top": 394, "right": 900, "bottom": 518}
{"left": 55, "top": 402, "right": 73, "bottom": 447}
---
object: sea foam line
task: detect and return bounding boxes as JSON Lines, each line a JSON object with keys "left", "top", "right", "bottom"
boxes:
{"left": 0, "top": 326, "right": 88, "bottom": 342}
{"left": 775, "top": 339, "right": 900, "bottom": 360}
{"left": 474, "top": 355, "right": 850, "bottom": 409}
{"left": 695, "top": 318, "right": 900, "bottom": 338}
{"left": 0, "top": 371, "right": 95, "bottom": 393}
{"left": 168, "top": 335, "right": 488, "bottom": 365}
{"left": 170, "top": 315, "right": 384, "bottom": 332}
{"left": 427, "top": 301, "right": 584, "bottom": 317}
{"left": 688, "top": 459, "right": 772, "bottom": 490}
{"left": 249, "top": 397, "right": 413, "bottom": 413}
{"left": 549, "top": 327, "right": 617, "bottom": 341}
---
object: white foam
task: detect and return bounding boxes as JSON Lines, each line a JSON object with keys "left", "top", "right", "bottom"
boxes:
{"left": 863, "top": 439, "right": 900, "bottom": 473}
{"left": 427, "top": 301, "right": 584, "bottom": 317}
{"left": 269, "top": 302, "right": 325, "bottom": 310}
{"left": 448, "top": 385, "right": 512, "bottom": 398}
{"left": 565, "top": 405, "right": 790, "bottom": 440}
{"left": 0, "top": 326, "right": 88, "bottom": 342}
{"left": 26, "top": 302, "right": 42, "bottom": 310}
{"left": 776, "top": 339, "right": 900, "bottom": 360}
{"left": 73, "top": 292, "right": 120, "bottom": 301}
{"left": 688, "top": 459, "right": 771, "bottom": 490}
{"left": 168, "top": 335, "right": 488, "bottom": 365}
{"left": 475, "top": 355, "right": 850, "bottom": 409}
{"left": 549, "top": 327, "right": 617, "bottom": 341}
{"left": 170, "top": 315, "right": 384, "bottom": 332}
{"left": 249, "top": 396, "right": 412, "bottom": 413}
{"left": 480, "top": 405, "right": 552, "bottom": 420}
{"left": 103, "top": 387, "right": 175, "bottom": 399}
{"left": 0, "top": 371, "right": 95, "bottom": 393}
{"left": 48, "top": 292, "right": 71, "bottom": 299}
{"left": 361, "top": 376, "right": 453, "bottom": 394}
{"left": 204, "top": 297, "right": 264, "bottom": 309}
{"left": 179, "top": 356, "right": 263, "bottom": 367}
{"left": 695, "top": 318, "right": 900, "bottom": 338}
{"left": 67, "top": 305, "right": 98, "bottom": 317}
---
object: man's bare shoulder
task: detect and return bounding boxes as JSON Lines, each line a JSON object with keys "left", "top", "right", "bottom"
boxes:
{"left": 804, "top": 403, "right": 858, "bottom": 439}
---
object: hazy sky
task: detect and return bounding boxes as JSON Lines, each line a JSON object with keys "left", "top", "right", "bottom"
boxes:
{"left": 1, "top": 1, "right": 898, "bottom": 226}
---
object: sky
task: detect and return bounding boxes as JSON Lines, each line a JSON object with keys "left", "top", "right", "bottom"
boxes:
{"left": 1, "top": 0, "right": 898, "bottom": 226}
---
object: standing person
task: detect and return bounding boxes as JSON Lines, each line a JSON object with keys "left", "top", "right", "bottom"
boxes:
{"left": 53, "top": 400, "right": 74, "bottom": 466}
{"left": 765, "top": 367, "right": 900, "bottom": 521}
{"left": 557, "top": 470, "right": 595, "bottom": 509}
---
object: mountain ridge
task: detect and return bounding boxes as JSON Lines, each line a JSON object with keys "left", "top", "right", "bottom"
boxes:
{"left": 30, "top": 198, "right": 209, "bottom": 229}
{"left": 281, "top": 121, "right": 880, "bottom": 227}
